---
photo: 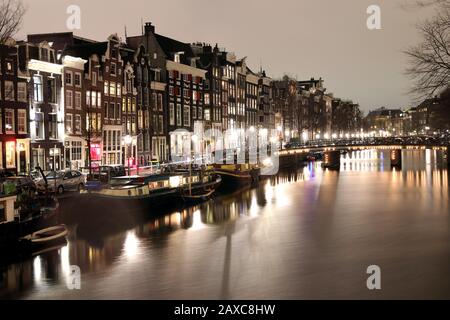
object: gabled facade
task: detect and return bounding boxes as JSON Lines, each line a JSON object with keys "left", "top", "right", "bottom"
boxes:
{"left": 154, "top": 33, "right": 206, "bottom": 161}
{"left": 18, "top": 40, "right": 64, "bottom": 171}
{"left": 127, "top": 22, "right": 168, "bottom": 164}
{"left": 0, "top": 42, "right": 30, "bottom": 174}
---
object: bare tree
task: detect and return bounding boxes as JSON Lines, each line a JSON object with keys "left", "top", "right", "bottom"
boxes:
{"left": 0, "top": 0, "right": 25, "bottom": 44}
{"left": 404, "top": 8, "right": 450, "bottom": 101}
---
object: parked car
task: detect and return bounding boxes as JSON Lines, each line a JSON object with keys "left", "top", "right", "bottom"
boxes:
{"left": 36, "top": 170, "right": 86, "bottom": 194}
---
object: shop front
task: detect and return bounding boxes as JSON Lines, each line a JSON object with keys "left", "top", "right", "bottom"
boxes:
{"left": 0, "top": 138, "right": 31, "bottom": 174}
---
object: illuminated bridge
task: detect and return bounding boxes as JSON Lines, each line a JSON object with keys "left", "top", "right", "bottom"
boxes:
{"left": 275, "top": 140, "right": 449, "bottom": 168}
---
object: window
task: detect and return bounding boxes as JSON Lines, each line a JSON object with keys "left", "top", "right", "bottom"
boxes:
{"left": 109, "top": 103, "right": 115, "bottom": 119}
{"left": 92, "top": 72, "right": 97, "bottom": 86}
{"left": 132, "top": 116, "right": 136, "bottom": 134}
{"left": 122, "top": 98, "right": 126, "bottom": 112}
{"left": 138, "top": 110, "right": 143, "bottom": 129}
{"left": 169, "top": 103, "right": 175, "bottom": 126}
{"left": 91, "top": 91, "right": 97, "bottom": 107}
{"left": 75, "top": 73, "right": 81, "bottom": 87}
{"left": 5, "top": 81, "right": 14, "bottom": 101}
{"left": 74, "top": 115, "right": 81, "bottom": 134}
{"left": 152, "top": 92, "right": 157, "bottom": 110}
{"left": 6, "top": 60, "right": 13, "bottom": 73}
{"left": 47, "top": 78, "right": 56, "bottom": 103}
{"left": 158, "top": 93, "right": 163, "bottom": 111}
{"left": 204, "top": 109, "right": 210, "bottom": 121}
{"left": 97, "top": 113, "right": 101, "bottom": 131}
{"left": 144, "top": 88, "right": 149, "bottom": 106}
{"left": 143, "top": 68, "right": 148, "bottom": 83}
{"left": 117, "top": 103, "right": 121, "bottom": 120}
{"left": 35, "top": 112, "right": 44, "bottom": 139}
{"left": 97, "top": 91, "right": 101, "bottom": 107}
{"left": 104, "top": 81, "right": 109, "bottom": 95}
{"left": 65, "top": 72, "right": 73, "bottom": 86}
{"left": 75, "top": 92, "right": 81, "bottom": 109}
{"left": 169, "top": 86, "right": 174, "bottom": 96}
{"left": 5, "top": 141, "right": 15, "bottom": 168}
{"left": 117, "top": 84, "right": 121, "bottom": 97}
{"left": 41, "top": 48, "right": 49, "bottom": 62}
{"left": 66, "top": 90, "right": 73, "bottom": 108}
{"left": 49, "top": 114, "right": 58, "bottom": 139}
{"left": 183, "top": 105, "right": 190, "bottom": 127}
{"left": 158, "top": 115, "right": 164, "bottom": 134}
{"left": 110, "top": 82, "right": 116, "bottom": 96}
{"left": 5, "top": 109, "right": 14, "bottom": 133}
{"left": 183, "top": 89, "right": 190, "bottom": 99}
{"left": 176, "top": 104, "right": 182, "bottom": 126}
{"left": 18, "top": 110, "right": 26, "bottom": 133}
{"left": 111, "top": 63, "right": 116, "bottom": 76}
{"left": 153, "top": 115, "right": 157, "bottom": 133}
{"left": 198, "top": 107, "right": 202, "bottom": 120}
{"left": 18, "top": 82, "right": 27, "bottom": 102}
{"left": 66, "top": 114, "right": 73, "bottom": 133}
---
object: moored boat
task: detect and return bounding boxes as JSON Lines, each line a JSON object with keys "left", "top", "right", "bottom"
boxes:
{"left": 213, "top": 164, "right": 259, "bottom": 188}
{"left": 20, "top": 224, "right": 68, "bottom": 246}
{"left": 179, "top": 168, "right": 221, "bottom": 204}
{"left": 79, "top": 169, "right": 222, "bottom": 214}
{"left": 0, "top": 193, "right": 60, "bottom": 253}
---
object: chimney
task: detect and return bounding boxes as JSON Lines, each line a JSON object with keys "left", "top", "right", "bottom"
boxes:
{"left": 144, "top": 22, "right": 155, "bottom": 35}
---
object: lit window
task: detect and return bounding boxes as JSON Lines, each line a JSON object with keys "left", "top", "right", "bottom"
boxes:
{"left": 6, "top": 141, "right": 15, "bottom": 168}
{"left": 5, "top": 109, "right": 14, "bottom": 133}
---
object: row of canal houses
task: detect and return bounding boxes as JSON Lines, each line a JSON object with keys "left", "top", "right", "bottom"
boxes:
{"left": 0, "top": 22, "right": 276, "bottom": 173}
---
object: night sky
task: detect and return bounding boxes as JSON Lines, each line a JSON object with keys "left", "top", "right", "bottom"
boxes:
{"left": 19, "top": 0, "right": 437, "bottom": 113}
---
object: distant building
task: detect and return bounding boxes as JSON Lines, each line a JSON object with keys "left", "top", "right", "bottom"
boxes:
{"left": 364, "top": 107, "right": 405, "bottom": 135}
{"left": 415, "top": 89, "right": 450, "bottom": 134}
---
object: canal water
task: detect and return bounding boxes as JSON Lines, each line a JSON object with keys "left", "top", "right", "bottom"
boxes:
{"left": 1, "top": 149, "right": 450, "bottom": 299}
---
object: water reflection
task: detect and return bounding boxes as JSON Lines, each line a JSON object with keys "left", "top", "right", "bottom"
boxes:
{"left": 1, "top": 149, "right": 450, "bottom": 299}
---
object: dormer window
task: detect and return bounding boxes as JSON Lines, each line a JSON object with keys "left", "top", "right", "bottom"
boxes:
{"left": 174, "top": 53, "right": 181, "bottom": 63}
{"left": 41, "top": 48, "right": 49, "bottom": 62}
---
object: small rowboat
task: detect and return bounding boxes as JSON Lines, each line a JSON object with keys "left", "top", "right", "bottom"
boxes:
{"left": 20, "top": 225, "right": 68, "bottom": 245}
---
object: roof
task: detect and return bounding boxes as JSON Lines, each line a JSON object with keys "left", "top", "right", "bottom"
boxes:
{"left": 155, "top": 33, "right": 195, "bottom": 64}
{"left": 63, "top": 42, "right": 108, "bottom": 60}
{"left": 62, "top": 42, "right": 108, "bottom": 72}
{"left": 367, "top": 107, "right": 403, "bottom": 117}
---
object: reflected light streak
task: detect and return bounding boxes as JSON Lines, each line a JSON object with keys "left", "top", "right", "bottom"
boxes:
{"left": 60, "top": 244, "right": 71, "bottom": 278}
{"left": 123, "top": 231, "right": 140, "bottom": 259}
{"left": 33, "top": 256, "right": 42, "bottom": 285}
{"left": 191, "top": 210, "right": 206, "bottom": 231}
